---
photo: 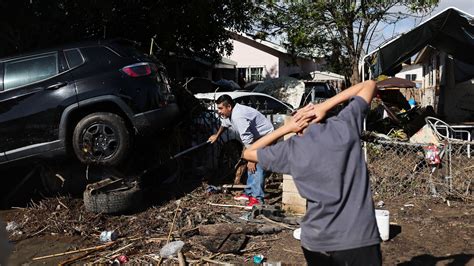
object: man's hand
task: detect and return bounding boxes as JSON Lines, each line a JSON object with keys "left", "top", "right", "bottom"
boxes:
{"left": 247, "top": 162, "right": 257, "bottom": 173}
{"left": 285, "top": 116, "right": 310, "bottom": 134}
{"left": 293, "top": 103, "right": 327, "bottom": 124}
{"left": 208, "top": 134, "right": 219, "bottom": 144}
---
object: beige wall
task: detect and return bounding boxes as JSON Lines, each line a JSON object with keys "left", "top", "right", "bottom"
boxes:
{"left": 228, "top": 39, "right": 280, "bottom": 79}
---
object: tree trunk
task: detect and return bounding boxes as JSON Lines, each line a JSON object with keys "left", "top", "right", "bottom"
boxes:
{"left": 350, "top": 57, "right": 361, "bottom": 85}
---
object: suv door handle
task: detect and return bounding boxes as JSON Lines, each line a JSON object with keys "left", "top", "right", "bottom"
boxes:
{"left": 46, "top": 82, "right": 67, "bottom": 90}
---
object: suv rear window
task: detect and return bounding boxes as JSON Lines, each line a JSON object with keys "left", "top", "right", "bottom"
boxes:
{"left": 108, "top": 41, "right": 148, "bottom": 59}
{"left": 4, "top": 53, "right": 58, "bottom": 90}
{"left": 64, "top": 49, "right": 84, "bottom": 68}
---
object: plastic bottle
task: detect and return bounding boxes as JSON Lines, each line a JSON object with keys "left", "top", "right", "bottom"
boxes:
{"left": 100, "top": 230, "right": 118, "bottom": 242}
{"left": 159, "top": 241, "right": 185, "bottom": 258}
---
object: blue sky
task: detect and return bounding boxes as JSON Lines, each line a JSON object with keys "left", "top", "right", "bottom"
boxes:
{"left": 371, "top": 0, "right": 474, "bottom": 50}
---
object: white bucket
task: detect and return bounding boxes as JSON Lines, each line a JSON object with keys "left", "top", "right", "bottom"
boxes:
{"left": 375, "top": 209, "right": 390, "bottom": 241}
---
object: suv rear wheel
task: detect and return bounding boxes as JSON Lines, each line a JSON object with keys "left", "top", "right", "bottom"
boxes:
{"left": 72, "top": 112, "right": 130, "bottom": 166}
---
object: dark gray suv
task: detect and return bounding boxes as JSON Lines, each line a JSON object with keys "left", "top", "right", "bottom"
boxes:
{"left": 0, "top": 40, "right": 179, "bottom": 166}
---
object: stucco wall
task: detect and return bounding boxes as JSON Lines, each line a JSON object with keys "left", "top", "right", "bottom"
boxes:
{"left": 228, "top": 39, "right": 280, "bottom": 79}
{"left": 395, "top": 64, "right": 423, "bottom": 88}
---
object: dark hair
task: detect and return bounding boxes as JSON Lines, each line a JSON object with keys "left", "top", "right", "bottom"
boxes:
{"left": 216, "top": 94, "right": 235, "bottom": 107}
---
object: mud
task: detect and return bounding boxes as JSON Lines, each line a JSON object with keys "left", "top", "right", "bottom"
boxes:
{"left": 1, "top": 188, "right": 472, "bottom": 265}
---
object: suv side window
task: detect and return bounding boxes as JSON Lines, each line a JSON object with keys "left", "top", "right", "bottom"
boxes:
{"left": 0, "top": 64, "right": 4, "bottom": 91}
{"left": 4, "top": 53, "right": 58, "bottom": 90}
{"left": 64, "top": 49, "right": 84, "bottom": 69}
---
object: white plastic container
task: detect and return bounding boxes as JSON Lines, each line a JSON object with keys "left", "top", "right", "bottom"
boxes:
{"left": 375, "top": 209, "right": 390, "bottom": 241}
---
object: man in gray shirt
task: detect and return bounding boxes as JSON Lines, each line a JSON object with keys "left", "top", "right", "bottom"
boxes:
{"left": 209, "top": 94, "right": 273, "bottom": 209}
{"left": 243, "top": 81, "right": 382, "bottom": 265}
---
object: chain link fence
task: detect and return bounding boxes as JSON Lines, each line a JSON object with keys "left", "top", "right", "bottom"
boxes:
{"left": 365, "top": 139, "right": 473, "bottom": 201}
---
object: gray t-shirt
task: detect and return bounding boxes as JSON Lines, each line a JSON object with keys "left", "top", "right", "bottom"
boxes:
{"left": 221, "top": 103, "right": 274, "bottom": 147}
{"left": 258, "top": 96, "right": 381, "bottom": 252}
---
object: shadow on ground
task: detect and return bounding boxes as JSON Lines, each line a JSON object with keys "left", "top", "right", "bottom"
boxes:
{"left": 398, "top": 253, "right": 473, "bottom": 266}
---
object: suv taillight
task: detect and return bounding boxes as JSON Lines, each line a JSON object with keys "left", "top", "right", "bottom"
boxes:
{"left": 121, "top": 62, "right": 157, "bottom": 77}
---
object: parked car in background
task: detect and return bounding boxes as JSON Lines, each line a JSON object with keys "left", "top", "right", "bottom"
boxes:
{"left": 195, "top": 91, "right": 294, "bottom": 130}
{"left": 0, "top": 39, "right": 179, "bottom": 167}
{"left": 300, "top": 81, "right": 337, "bottom": 107}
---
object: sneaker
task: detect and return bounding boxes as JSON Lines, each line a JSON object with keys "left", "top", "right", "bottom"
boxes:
{"left": 233, "top": 193, "right": 250, "bottom": 201}
{"left": 244, "top": 197, "right": 262, "bottom": 210}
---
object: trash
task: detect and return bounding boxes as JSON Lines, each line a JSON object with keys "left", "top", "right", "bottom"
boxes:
{"left": 159, "top": 241, "right": 185, "bottom": 258}
{"left": 206, "top": 185, "right": 221, "bottom": 194}
{"left": 375, "top": 209, "right": 390, "bottom": 241}
{"left": 293, "top": 228, "right": 301, "bottom": 240}
{"left": 376, "top": 200, "right": 385, "bottom": 208}
{"left": 100, "top": 230, "right": 118, "bottom": 242}
{"left": 404, "top": 203, "right": 414, "bottom": 207}
{"left": 6, "top": 221, "right": 18, "bottom": 232}
{"left": 251, "top": 205, "right": 283, "bottom": 219}
{"left": 424, "top": 145, "right": 441, "bottom": 165}
{"left": 116, "top": 255, "right": 129, "bottom": 264}
{"left": 239, "top": 212, "right": 252, "bottom": 221}
{"left": 253, "top": 254, "right": 265, "bottom": 264}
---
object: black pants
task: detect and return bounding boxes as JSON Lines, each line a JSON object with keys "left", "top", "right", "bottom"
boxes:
{"left": 302, "top": 244, "right": 382, "bottom": 266}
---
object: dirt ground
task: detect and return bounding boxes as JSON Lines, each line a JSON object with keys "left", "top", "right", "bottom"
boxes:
{"left": 1, "top": 177, "right": 473, "bottom": 265}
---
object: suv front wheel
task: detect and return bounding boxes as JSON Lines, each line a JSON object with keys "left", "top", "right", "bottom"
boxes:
{"left": 72, "top": 112, "right": 130, "bottom": 166}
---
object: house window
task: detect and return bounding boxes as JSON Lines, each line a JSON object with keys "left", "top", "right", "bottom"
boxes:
{"left": 238, "top": 67, "right": 264, "bottom": 82}
{"left": 405, "top": 74, "right": 417, "bottom": 81}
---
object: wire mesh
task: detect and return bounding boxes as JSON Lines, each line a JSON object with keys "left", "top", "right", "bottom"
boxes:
{"left": 365, "top": 139, "right": 473, "bottom": 201}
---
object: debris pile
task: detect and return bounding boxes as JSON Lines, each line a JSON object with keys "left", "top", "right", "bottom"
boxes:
{"left": 4, "top": 174, "right": 301, "bottom": 264}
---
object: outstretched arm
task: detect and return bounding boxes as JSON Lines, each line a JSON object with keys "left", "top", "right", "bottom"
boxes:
{"left": 208, "top": 126, "right": 226, "bottom": 144}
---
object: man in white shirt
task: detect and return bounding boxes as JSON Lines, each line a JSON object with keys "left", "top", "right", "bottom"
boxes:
{"left": 209, "top": 94, "right": 273, "bottom": 209}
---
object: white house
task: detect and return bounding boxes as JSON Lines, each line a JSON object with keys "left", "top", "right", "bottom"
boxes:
{"left": 395, "top": 64, "right": 423, "bottom": 89}
{"left": 414, "top": 46, "right": 474, "bottom": 122}
{"left": 225, "top": 32, "right": 325, "bottom": 82}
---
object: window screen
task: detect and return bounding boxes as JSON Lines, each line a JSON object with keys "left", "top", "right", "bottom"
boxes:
{"left": 64, "top": 49, "right": 84, "bottom": 68}
{"left": 4, "top": 53, "right": 58, "bottom": 90}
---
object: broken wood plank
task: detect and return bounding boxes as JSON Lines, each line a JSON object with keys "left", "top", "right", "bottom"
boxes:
{"left": 32, "top": 242, "right": 114, "bottom": 261}
{"left": 199, "top": 223, "right": 281, "bottom": 236}
{"left": 222, "top": 184, "right": 246, "bottom": 189}
{"left": 207, "top": 202, "right": 247, "bottom": 209}
{"left": 259, "top": 215, "right": 295, "bottom": 230}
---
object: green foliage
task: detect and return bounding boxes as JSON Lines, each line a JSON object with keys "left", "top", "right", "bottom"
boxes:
{"left": 254, "top": 1, "right": 438, "bottom": 84}
{"left": 0, "top": 0, "right": 257, "bottom": 62}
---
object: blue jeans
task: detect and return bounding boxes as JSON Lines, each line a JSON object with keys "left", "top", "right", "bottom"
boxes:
{"left": 244, "top": 163, "right": 265, "bottom": 201}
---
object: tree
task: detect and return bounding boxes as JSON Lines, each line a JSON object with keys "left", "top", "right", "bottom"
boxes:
{"left": 254, "top": 1, "right": 438, "bottom": 85}
{"left": 0, "top": 0, "right": 256, "bottom": 62}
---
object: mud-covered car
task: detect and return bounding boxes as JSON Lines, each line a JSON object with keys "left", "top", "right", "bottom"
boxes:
{"left": 0, "top": 40, "right": 179, "bottom": 167}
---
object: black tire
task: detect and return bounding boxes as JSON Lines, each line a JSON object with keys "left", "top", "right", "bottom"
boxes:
{"left": 83, "top": 182, "right": 143, "bottom": 214}
{"left": 72, "top": 112, "right": 130, "bottom": 166}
